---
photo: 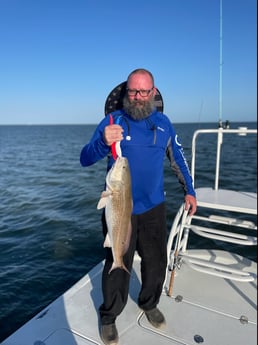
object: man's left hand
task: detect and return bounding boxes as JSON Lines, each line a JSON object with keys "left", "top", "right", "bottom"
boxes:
{"left": 184, "top": 195, "right": 197, "bottom": 216}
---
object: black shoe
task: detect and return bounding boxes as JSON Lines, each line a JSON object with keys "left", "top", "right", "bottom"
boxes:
{"left": 100, "top": 323, "right": 119, "bottom": 345}
{"left": 145, "top": 307, "right": 166, "bottom": 328}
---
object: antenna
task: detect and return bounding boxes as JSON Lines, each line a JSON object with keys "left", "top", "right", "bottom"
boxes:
{"left": 219, "top": 0, "right": 223, "bottom": 127}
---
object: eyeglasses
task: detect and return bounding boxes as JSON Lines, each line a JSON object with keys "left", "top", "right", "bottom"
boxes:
{"left": 126, "top": 87, "right": 153, "bottom": 97}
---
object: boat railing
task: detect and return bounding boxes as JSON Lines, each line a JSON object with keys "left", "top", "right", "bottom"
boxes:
{"left": 165, "top": 127, "right": 257, "bottom": 294}
{"left": 191, "top": 127, "right": 257, "bottom": 190}
{"left": 166, "top": 202, "right": 257, "bottom": 290}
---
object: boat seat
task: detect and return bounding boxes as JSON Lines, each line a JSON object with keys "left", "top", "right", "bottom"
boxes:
{"left": 196, "top": 188, "right": 257, "bottom": 215}
{"left": 172, "top": 197, "right": 257, "bottom": 283}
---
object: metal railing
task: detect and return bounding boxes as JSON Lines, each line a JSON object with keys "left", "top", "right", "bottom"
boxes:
{"left": 191, "top": 127, "right": 257, "bottom": 190}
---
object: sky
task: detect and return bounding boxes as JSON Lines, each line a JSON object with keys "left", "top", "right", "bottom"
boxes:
{"left": 0, "top": 0, "right": 256, "bottom": 125}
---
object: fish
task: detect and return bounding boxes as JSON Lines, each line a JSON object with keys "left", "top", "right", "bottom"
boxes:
{"left": 97, "top": 156, "right": 133, "bottom": 274}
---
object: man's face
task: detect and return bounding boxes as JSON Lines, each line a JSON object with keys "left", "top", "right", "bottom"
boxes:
{"left": 123, "top": 73, "right": 156, "bottom": 120}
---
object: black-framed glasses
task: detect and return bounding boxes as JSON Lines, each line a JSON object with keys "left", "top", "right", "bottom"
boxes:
{"left": 126, "top": 87, "right": 154, "bottom": 97}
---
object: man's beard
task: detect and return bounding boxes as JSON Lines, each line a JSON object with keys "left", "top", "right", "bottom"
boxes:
{"left": 123, "top": 96, "right": 155, "bottom": 120}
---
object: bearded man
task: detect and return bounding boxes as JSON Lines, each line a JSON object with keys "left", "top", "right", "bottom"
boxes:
{"left": 80, "top": 68, "right": 197, "bottom": 345}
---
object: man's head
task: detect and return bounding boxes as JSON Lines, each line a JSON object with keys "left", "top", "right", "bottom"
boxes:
{"left": 123, "top": 68, "right": 157, "bottom": 120}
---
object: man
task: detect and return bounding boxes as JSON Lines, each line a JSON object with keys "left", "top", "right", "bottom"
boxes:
{"left": 80, "top": 68, "right": 197, "bottom": 345}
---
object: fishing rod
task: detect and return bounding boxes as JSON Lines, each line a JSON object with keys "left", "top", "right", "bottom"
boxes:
{"left": 167, "top": 207, "right": 189, "bottom": 297}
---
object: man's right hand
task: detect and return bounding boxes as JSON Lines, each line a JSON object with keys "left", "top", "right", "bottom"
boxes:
{"left": 104, "top": 124, "right": 124, "bottom": 146}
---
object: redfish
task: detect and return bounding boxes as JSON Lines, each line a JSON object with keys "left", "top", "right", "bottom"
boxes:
{"left": 97, "top": 156, "right": 133, "bottom": 274}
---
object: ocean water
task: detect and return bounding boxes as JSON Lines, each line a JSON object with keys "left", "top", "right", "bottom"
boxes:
{"left": 0, "top": 122, "right": 257, "bottom": 342}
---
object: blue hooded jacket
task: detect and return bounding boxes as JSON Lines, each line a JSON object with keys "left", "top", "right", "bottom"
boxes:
{"left": 80, "top": 109, "right": 195, "bottom": 215}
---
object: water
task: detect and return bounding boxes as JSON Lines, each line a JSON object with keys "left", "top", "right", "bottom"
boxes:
{"left": 0, "top": 122, "right": 256, "bottom": 342}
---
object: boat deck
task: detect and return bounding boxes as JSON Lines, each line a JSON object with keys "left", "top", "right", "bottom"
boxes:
{"left": 2, "top": 250, "right": 257, "bottom": 345}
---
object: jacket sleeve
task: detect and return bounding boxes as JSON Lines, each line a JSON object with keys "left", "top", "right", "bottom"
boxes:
{"left": 80, "top": 118, "right": 111, "bottom": 167}
{"left": 166, "top": 129, "right": 196, "bottom": 197}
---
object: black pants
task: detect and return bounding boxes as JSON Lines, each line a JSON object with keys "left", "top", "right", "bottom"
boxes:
{"left": 99, "top": 202, "right": 167, "bottom": 325}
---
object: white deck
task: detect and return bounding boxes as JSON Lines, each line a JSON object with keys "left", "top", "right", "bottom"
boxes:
{"left": 2, "top": 250, "right": 257, "bottom": 345}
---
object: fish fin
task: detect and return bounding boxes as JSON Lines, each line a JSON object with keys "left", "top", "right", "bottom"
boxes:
{"left": 97, "top": 191, "right": 112, "bottom": 209}
{"left": 97, "top": 197, "right": 107, "bottom": 209}
{"left": 108, "top": 262, "right": 130, "bottom": 275}
{"left": 103, "top": 233, "right": 112, "bottom": 248}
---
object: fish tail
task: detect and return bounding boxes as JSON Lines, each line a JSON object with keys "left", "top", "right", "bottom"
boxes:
{"left": 108, "top": 262, "right": 130, "bottom": 275}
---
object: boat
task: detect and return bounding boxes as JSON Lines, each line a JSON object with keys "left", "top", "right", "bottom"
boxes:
{"left": 2, "top": 4, "right": 256, "bottom": 340}
{"left": 1, "top": 124, "right": 257, "bottom": 345}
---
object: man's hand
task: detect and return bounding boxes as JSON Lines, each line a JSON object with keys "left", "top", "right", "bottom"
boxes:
{"left": 104, "top": 124, "right": 124, "bottom": 146}
{"left": 184, "top": 194, "right": 197, "bottom": 216}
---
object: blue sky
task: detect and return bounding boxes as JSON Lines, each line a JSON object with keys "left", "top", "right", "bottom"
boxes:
{"left": 0, "top": 0, "right": 256, "bottom": 124}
